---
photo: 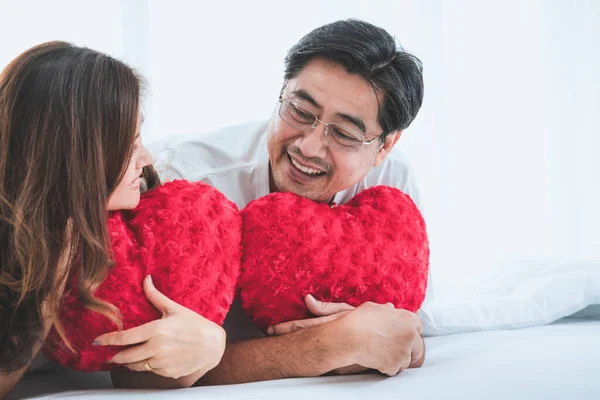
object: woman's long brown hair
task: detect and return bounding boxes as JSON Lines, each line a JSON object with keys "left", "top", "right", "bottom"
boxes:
{"left": 0, "top": 41, "right": 159, "bottom": 372}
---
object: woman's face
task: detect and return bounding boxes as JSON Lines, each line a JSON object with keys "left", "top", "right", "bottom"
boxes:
{"left": 107, "top": 116, "right": 152, "bottom": 211}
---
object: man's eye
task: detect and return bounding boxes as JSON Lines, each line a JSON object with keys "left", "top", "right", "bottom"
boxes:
{"left": 333, "top": 129, "right": 360, "bottom": 142}
{"left": 292, "top": 106, "right": 311, "bottom": 119}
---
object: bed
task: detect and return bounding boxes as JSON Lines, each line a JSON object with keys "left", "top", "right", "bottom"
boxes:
{"left": 8, "top": 258, "right": 600, "bottom": 399}
{"left": 8, "top": 317, "right": 600, "bottom": 400}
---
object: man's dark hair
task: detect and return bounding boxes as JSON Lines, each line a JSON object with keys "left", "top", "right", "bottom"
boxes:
{"left": 284, "top": 19, "right": 424, "bottom": 139}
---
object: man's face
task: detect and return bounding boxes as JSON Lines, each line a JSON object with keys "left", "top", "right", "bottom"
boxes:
{"left": 267, "top": 57, "right": 401, "bottom": 203}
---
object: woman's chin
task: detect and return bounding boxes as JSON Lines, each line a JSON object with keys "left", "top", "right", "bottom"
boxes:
{"left": 107, "top": 194, "right": 141, "bottom": 211}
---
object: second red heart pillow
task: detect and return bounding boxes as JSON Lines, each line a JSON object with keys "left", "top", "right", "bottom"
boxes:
{"left": 239, "top": 186, "right": 429, "bottom": 330}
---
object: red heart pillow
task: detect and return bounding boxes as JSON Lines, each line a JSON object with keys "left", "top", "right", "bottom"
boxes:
{"left": 43, "top": 180, "right": 241, "bottom": 371}
{"left": 239, "top": 186, "right": 429, "bottom": 330}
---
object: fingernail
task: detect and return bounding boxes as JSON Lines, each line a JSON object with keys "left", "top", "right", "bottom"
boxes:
{"left": 92, "top": 340, "right": 100, "bottom": 346}
{"left": 306, "top": 294, "right": 316, "bottom": 302}
{"left": 267, "top": 326, "right": 274, "bottom": 335}
{"left": 146, "top": 274, "right": 153, "bottom": 285}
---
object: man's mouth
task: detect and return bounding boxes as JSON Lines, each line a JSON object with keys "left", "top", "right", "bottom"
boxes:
{"left": 288, "top": 154, "right": 326, "bottom": 177}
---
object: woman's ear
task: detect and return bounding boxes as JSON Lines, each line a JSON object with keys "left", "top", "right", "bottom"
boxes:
{"left": 373, "top": 130, "right": 402, "bottom": 167}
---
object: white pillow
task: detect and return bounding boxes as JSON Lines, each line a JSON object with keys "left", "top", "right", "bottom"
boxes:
{"left": 419, "top": 258, "right": 600, "bottom": 336}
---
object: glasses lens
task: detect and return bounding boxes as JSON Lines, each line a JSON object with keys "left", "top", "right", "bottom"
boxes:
{"left": 326, "top": 123, "right": 364, "bottom": 153}
{"left": 279, "top": 99, "right": 315, "bottom": 130}
{"left": 278, "top": 98, "right": 365, "bottom": 153}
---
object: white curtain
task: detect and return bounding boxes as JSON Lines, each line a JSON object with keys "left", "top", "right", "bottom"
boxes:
{"left": 2, "top": 0, "right": 599, "bottom": 298}
{"left": 0, "top": 0, "right": 127, "bottom": 65}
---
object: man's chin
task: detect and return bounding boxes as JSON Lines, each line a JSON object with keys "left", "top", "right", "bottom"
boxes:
{"left": 276, "top": 183, "right": 330, "bottom": 203}
{"left": 271, "top": 168, "right": 331, "bottom": 203}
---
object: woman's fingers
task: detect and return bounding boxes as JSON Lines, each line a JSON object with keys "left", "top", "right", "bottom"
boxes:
{"left": 93, "top": 319, "right": 159, "bottom": 347}
{"left": 108, "top": 341, "right": 158, "bottom": 365}
{"left": 143, "top": 274, "right": 184, "bottom": 316}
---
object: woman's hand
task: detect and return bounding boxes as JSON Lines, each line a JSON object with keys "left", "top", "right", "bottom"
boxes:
{"left": 93, "top": 275, "right": 226, "bottom": 380}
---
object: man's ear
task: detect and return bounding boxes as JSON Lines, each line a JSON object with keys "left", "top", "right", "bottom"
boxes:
{"left": 373, "top": 130, "right": 402, "bottom": 167}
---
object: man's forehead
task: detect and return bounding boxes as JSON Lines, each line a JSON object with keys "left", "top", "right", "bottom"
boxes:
{"left": 287, "top": 58, "right": 382, "bottom": 132}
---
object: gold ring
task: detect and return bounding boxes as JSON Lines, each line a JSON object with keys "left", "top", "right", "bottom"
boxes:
{"left": 143, "top": 359, "right": 153, "bottom": 372}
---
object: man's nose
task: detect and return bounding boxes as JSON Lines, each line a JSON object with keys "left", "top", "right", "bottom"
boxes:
{"left": 297, "top": 121, "right": 327, "bottom": 158}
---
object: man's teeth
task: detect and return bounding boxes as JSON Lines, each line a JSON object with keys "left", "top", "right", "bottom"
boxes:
{"left": 291, "top": 157, "right": 324, "bottom": 175}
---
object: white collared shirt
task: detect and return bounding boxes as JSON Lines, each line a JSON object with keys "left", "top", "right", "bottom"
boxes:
{"left": 153, "top": 120, "right": 422, "bottom": 211}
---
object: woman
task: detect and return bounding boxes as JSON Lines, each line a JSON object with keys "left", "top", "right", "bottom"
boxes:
{"left": 0, "top": 42, "right": 224, "bottom": 397}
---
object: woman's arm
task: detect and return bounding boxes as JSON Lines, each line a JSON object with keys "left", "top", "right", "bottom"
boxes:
{"left": 1, "top": 255, "right": 70, "bottom": 399}
{"left": 1, "top": 366, "right": 30, "bottom": 400}
{"left": 95, "top": 276, "right": 226, "bottom": 389}
{"left": 0, "top": 308, "right": 54, "bottom": 399}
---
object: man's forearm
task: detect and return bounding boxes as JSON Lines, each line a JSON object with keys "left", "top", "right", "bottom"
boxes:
{"left": 195, "top": 322, "right": 349, "bottom": 386}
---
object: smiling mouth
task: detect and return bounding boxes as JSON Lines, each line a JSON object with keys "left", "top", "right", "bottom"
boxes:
{"left": 288, "top": 154, "right": 326, "bottom": 177}
{"left": 129, "top": 176, "right": 141, "bottom": 187}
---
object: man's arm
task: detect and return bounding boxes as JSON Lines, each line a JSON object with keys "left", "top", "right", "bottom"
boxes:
{"left": 110, "top": 320, "right": 348, "bottom": 389}
{"left": 196, "top": 302, "right": 424, "bottom": 385}
{"left": 110, "top": 300, "right": 424, "bottom": 389}
{"left": 196, "top": 321, "right": 350, "bottom": 385}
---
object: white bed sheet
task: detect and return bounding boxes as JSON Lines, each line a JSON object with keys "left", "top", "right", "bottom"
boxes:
{"left": 9, "top": 318, "right": 599, "bottom": 400}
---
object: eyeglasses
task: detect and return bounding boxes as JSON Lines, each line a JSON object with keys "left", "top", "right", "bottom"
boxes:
{"left": 277, "top": 96, "right": 382, "bottom": 153}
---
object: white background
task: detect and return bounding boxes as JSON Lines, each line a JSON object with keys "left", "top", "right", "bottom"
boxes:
{"left": 1, "top": 0, "right": 599, "bottom": 296}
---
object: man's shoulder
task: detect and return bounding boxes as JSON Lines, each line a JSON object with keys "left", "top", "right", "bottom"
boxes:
{"left": 337, "top": 148, "right": 422, "bottom": 210}
{"left": 153, "top": 120, "right": 268, "bottom": 181}
{"left": 192, "top": 120, "right": 268, "bottom": 149}
{"left": 377, "top": 150, "right": 422, "bottom": 210}
{"left": 366, "top": 149, "right": 416, "bottom": 186}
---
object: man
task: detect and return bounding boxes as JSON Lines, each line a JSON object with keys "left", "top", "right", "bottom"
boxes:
{"left": 112, "top": 19, "right": 427, "bottom": 388}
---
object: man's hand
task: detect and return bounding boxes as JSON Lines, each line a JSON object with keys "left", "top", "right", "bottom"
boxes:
{"left": 266, "top": 296, "right": 424, "bottom": 376}
{"left": 267, "top": 294, "right": 354, "bottom": 336}
{"left": 94, "top": 275, "right": 226, "bottom": 384}
{"left": 339, "top": 302, "right": 424, "bottom": 376}
{"left": 266, "top": 295, "right": 370, "bottom": 376}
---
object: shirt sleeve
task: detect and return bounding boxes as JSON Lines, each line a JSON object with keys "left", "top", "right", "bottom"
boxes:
{"left": 149, "top": 141, "right": 185, "bottom": 182}
{"left": 366, "top": 151, "right": 425, "bottom": 215}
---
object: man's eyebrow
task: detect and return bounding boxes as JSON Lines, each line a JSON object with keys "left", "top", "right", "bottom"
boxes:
{"left": 336, "top": 113, "right": 366, "bottom": 134}
{"left": 291, "top": 89, "right": 322, "bottom": 110}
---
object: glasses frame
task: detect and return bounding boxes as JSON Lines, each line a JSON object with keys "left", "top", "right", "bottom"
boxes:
{"left": 277, "top": 93, "right": 383, "bottom": 153}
